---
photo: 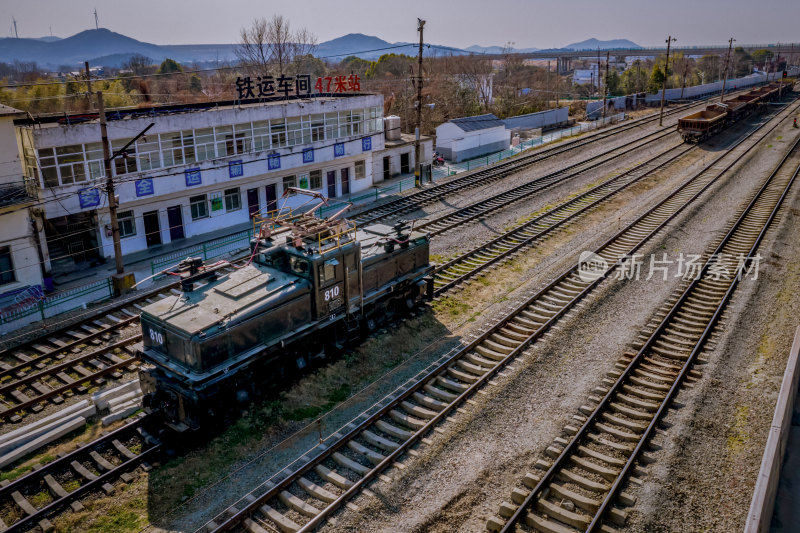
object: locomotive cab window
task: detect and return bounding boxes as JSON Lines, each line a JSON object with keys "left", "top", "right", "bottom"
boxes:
{"left": 319, "top": 258, "right": 338, "bottom": 285}
{"left": 289, "top": 255, "right": 310, "bottom": 278}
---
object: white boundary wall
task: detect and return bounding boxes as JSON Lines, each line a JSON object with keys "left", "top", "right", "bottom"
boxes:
{"left": 745, "top": 326, "right": 800, "bottom": 533}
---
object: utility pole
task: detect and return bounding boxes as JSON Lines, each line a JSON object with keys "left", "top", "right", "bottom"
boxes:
{"left": 547, "top": 60, "right": 551, "bottom": 107}
{"left": 680, "top": 60, "right": 688, "bottom": 99}
{"left": 777, "top": 43, "right": 784, "bottom": 97}
{"left": 84, "top": 61, "right": 93, "bottom": 110}
{"left": 602, "top": 51, "right": 609, "bottom": 119}
{"left": 414, "top": 18, "right": 425, "bottom": 188}
{"left": 556, "top": 58, "right": 560, "bottom": 107}
{"left": 96, "top": 91, "right": 124, "bottom": 275}
{"left": 720, "top": 37, "right": 735, "bottom": 103}
{"left": 659, "top": 36, "right": 676, "bottom": 126}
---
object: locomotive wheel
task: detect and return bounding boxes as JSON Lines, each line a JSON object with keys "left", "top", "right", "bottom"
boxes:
{"left": 364, "top": 316, "right": 378, "bottom": 333}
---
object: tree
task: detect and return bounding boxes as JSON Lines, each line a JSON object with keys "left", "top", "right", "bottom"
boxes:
{"left": 365, "top": 54, "right": 414, "bottom": 78}
{"left": 605, "top": 69, "right": 621, "bottom": 96}
{"left": 648, "top": 64, "right": 665, "bottom": 93}
{"left": 157, "top": 58, "right": 183, "bottom": 74}
{"left": 733, "top": 47, "right": 753, "bottom": 77}
{"left": 237, "top": 15, "right": 317, "bottom": 76}
{"left": 751, "top": 49, "right": 774, "bottom": 69}
{"left": 339, "top": 55, "right": 373, "bottom": 77}
{"left": 290, "top": 54, "right": 326, "bottom": 77}
{"left": 189, "top": 74, "right": 203, "bottom": 93}
{"left": 123, "top": 54, "right": 154, "bottom": 75}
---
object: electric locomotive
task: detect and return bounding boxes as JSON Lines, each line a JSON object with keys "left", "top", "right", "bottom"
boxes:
{"left": 138, "top": 201, "right": 432, "bottom": 432}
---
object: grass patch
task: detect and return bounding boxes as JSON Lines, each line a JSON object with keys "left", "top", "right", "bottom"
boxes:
{"left": 29, "top": 490, "right": 51, "bottom": 508}
{"left": 727, "top": 404, "right": 750, "bottom": 455}
{"left": 63, "top": 479, "right": 81, "bottom": 492}
{"left": 431, "top": 297, "right": 470, "bottom": 319}
{"left": 0, "top": 464, "right": 33, "bottom": 483}
{"left": 84, "top": 506, "right": 145, "bottom": 533}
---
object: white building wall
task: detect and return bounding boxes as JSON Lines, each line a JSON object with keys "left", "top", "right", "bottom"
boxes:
{"left": 0, "top": 208, "right": 42, "bottom": 291}
{"left": 0, "top": 112, "right": 42, "bottom": 292}
{"left": 437, "top": 126, "right": 510, "bottom": 163}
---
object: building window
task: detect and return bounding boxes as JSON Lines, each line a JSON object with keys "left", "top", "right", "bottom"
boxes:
{"left": 283, "top": 175, "right": 297, "bottom": 195}
{"left": 38, "top": 148, "right": 59, "bottom": 187}
{"left": 112, "top": 139, "right": 137, "bottom": 175}
{"left": 310, "top": 114, "right": 325, "bottom": 142}
{"left": 355, "top": 160, "right": 366, "bottom": 180}
{"left": 224, "top": 188, "right": 241, "bottom": 211}
{"left": 118, "top": 210, "right": 136, "bottom": 238}
{"left": 195, "top": 128, "right": 216, "bottom": 161}
{"left": 190, "top": 195, "right": 208, "bottom": 220}
{"left": 310, "top": 169, "right": 322, "bottom": 190}
{"left": 270, "top": 119, "right": 287, "bottom": 147}
{"left": 55, "top": 145, "right": 86, "bottom": 185}
{"left": 0, "top": 247, "right": 15, "bottom": 285}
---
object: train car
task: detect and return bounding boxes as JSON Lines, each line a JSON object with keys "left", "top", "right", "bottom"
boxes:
{"left": 677, "top": 106, "right": 729, "bottom": 142}
{"left": 138, "top": 204, "right": 433, "bottom": 432}
{"left": 677, "top": 82, "right": 789, "bottom": 142}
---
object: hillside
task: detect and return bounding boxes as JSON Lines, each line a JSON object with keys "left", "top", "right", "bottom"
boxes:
{"left": 563, "top": 38, "right": 642, "bottom": 50}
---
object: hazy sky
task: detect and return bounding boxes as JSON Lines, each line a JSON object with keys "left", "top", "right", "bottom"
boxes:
{"left": 3, "top": 0, "right": 799, "bottom": 49}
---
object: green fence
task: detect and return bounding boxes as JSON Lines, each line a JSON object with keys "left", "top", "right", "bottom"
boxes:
{"left": 150, "top": 228, "right": 255, "bottom": 278}
{"left": 0, "top": 278, "right": 114, "bottom": 333}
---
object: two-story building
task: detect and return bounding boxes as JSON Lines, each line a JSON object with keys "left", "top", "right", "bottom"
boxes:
{"left": 14, "top": 93, "right": 391, "bottom": 275}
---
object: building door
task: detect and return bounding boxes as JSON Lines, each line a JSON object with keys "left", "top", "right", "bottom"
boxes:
{"left": 341, "top": 167, "right": 350, "bottom": 195}
{"left": 265, "top": 183, "right": 278, "bottom": 214}
{"left": 143, "top": 211, "right": 162, "bottom": 247}
{"left": 247, "top": 188, "right": 260, "bottom": 218}
{"left": 400, "top": 152, "right": 410, "bottom": 174}
{"left": 327, "top": 171, "right": 337, "bottom": 198}
{"left": 383, "top": 156, "right": 390, "bottom": 180}
{"left": 167, "top": 206, "right": 184, "bottom": 241}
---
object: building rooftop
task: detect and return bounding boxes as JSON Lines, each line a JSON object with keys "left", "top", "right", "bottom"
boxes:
{"left": 0, "top": 104, "right": 25, "bottom": 118}
{"left": 14, "top": 92, "right": 377, "bottom": 128}
{"left": 448, "top": 113, "right": 506, "bottom": 132}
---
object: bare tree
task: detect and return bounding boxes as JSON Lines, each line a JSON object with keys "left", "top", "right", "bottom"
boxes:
{"left": 237, "top": 15, "right": 318, "bottom": 76}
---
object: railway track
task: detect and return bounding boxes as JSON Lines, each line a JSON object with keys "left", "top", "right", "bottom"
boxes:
{"left": 198, "top": 92, "right": 800, "bottom": 533}
{"left": 0, "top": 264, "right": 238, "bottom": 422}
{"left": 415, "top": 128, "right": 678, "bottom": 238}
{"left": 0, "top": 89, "right": 768, "bottom": 424}
{"left": 351, "top": 96, "right": 727, "bottom": 228}
{"left": 0, "top": 414, "right": 159, "bottom": 532}
{"left": 431, "top": 139, "right": 692, "bottom": 295}
{"left": 491, "top": 119, "right": 800, "bottom": 533}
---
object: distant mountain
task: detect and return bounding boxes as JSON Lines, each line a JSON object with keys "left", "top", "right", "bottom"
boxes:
{"left": 562, "top": 38, "right": 641, "bottom": 50}
{"left": 0, "top": 28, "right": 167, "bottom": 68}
{"left": 466, "top": 45, "right": 540, "bottom": 55}
{"left": 0, "top": 28, "right": 642, "bottom": 71}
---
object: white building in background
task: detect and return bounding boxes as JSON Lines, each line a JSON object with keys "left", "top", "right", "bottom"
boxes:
{"left": 435, "top": 114, "right": 510, "bottom": 163}
{"left": 0, "top": 104, "right": 43, "bottom": 302}
{"left": 14, "top": 94, "right": 396, "bottom": 275}
{"left": 573, "top": 65, "right": 600, "bottom": 85}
